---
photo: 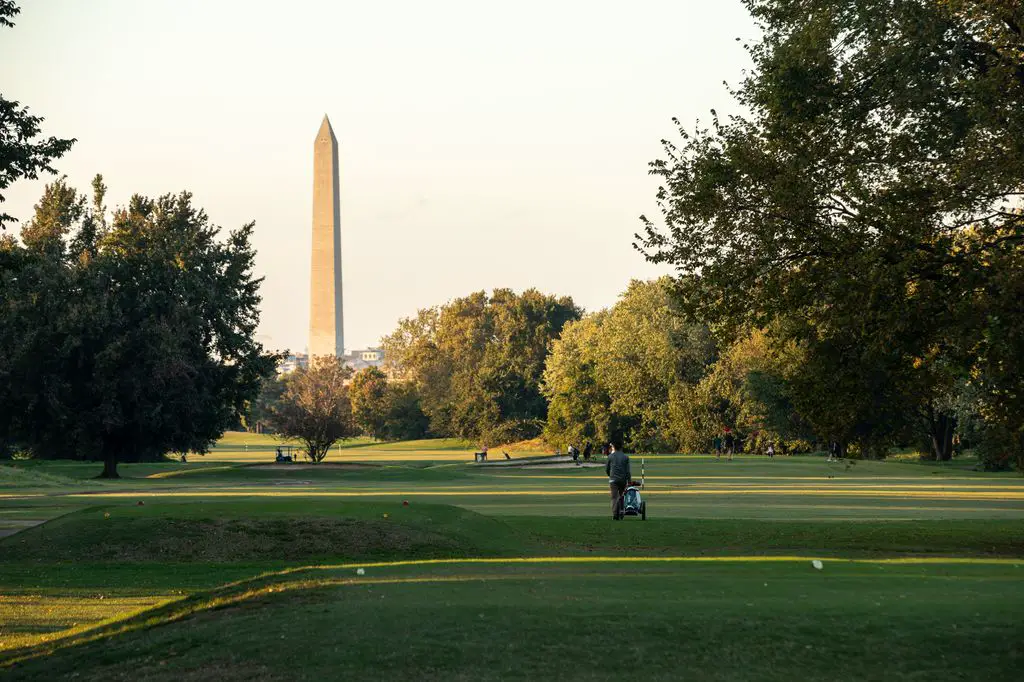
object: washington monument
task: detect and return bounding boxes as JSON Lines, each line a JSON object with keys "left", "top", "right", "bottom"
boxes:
{"left": 309, "top": 115, "right": 343, "bottom": 359}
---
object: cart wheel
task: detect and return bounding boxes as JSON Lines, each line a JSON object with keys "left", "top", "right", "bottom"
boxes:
{"left": 641, "top": 501, "right": 647, "bottom": 520}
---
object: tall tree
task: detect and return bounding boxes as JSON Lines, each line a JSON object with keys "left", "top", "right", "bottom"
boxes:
{"left": 0, "top": 2, "right": 76, "bottom": 229}
{"left": 636, "top": 0, "right": 1024, "bottom": 457}
{"left": 0, "top": 180, "right": 277, "bottom": 477}
{"left": 672, "top": 328, "right": 813, "bottom": 453}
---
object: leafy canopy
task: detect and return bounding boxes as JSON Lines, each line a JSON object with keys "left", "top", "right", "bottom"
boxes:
{"left": 382, "top": 288, "right": 580, "bottom": 443}
{"left": 0, "top": 178, "right": 277, "bottom": 476}
{"left": 636, "top": 0, "right": 1024, "bottom": 456}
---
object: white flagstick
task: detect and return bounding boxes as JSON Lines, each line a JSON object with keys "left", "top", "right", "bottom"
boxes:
{"left": 641, "top": 457, "right": 645, "bottom": 489}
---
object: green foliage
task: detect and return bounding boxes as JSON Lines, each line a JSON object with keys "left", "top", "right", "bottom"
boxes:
{"left": 543, "top": 278, "right": 715, "bottom": 452}
{"left": 969, "top": 225, "right": 1024, "bottom": 460}
{"left": 349, "top": 367, "right": 432, "bottom": 442}
{"left": 636, "top": 0, "right": 1024, "bottom": 459}
{"left": 245, "top": 374, "right": 288, "bottom": 433}
{"left": 349, "top": 367, "right": 389, "bottom": 439}
{"left": 542, "top": 312, "right": 617, "bottom": 448}
{"left": 975, "top": 422, "right": 1023, "bottom": 472}
{"left": 0, "top": 178, "right": 277, "bottom": 477}
{"left": 270, "top": 357, "right": 356, "bottom": 462}
{"left": 672, "top": 328, "right": 813, "bottom": 453}
{"left": 0, "top": 3, "right": 76, "bottom": 229}
{"left": 382, "top": 288, "right": 580, "bottom": 442}
{"left": 379, "top": 380, "right": 431, "bottom": 441}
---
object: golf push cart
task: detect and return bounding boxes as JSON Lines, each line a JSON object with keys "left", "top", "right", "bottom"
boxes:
{"left": 617, "top": 458, "right": 647, "bottom": 520}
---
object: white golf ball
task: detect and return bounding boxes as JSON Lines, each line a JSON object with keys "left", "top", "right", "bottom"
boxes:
{"left": 812, "top": 560, "right": 823, "bottom": 570}
{"left": 356, "top": 568, "right": 365, "bottom": 576}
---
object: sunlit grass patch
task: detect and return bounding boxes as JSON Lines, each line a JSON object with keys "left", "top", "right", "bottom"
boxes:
{"left": 0, "top": 593, "right": 175, "bottom": 652}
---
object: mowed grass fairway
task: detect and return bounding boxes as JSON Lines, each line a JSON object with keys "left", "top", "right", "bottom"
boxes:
{"left": 1, "top": 434, "right": 1022, "bottom": 680}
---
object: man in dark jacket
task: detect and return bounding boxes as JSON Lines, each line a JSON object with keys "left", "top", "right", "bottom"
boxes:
{"left": 605, "top": 442, "right": 631, "bottom": 520}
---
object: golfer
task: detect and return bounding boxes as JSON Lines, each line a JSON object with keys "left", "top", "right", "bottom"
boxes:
{"left": 605, "top": 442, "right": 631, "bottom": 520}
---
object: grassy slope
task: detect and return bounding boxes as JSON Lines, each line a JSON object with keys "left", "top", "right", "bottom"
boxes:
{"left": 5, "top": 560, "right": 1023, "bottom": 681}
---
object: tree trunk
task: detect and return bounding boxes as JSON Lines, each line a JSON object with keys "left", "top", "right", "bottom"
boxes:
{"left": 929, "top": 408, "right": 956, "bottom": 462}
{"left": 98, "top": 452, "right": 120, "bottom": 479}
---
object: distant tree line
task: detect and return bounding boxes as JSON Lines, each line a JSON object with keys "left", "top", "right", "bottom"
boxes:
{"left": 251, "top": 289, "right": 580, "bottom": 454}
{"left": 379, "top": 288, "right": 581, "bottom": 443}
{"left": 312, "top": 269, "right": 1016, "bottom": 470}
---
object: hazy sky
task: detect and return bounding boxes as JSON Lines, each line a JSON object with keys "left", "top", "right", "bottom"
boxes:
{"left": 2, "top": 0, "right": 757, "bottom": 352}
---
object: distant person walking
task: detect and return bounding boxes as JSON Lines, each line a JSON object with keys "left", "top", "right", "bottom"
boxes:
{"left": 767, "top": 443, "right": 775, "bottom": 458}
{"left": 583, "top": 442, "right": 593, "bottom": 462}
{"left": 713, "top": 436, "right": 722, "bottom": 458}
{"left": 605, "top": 443, "right": 632, "bottom": 520}
{"left": 828, "top": 441, "right": 840, "bottom": 462}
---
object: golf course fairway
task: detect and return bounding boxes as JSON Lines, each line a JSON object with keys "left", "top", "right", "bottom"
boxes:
{"left": 2, "top": 437, "right": 1022, "bottom": 680}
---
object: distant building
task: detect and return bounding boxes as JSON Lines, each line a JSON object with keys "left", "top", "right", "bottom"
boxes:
{"left": 344, "top": 348, "right": 385, "bottom": 372}
{"left": 276, "top": 353, "right": 309, "bottom": 375}
{"left": 276, "top": 350, "right": 384, "bottom": 375}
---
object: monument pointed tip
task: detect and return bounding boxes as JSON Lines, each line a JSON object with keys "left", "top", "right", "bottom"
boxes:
{"left": 316, "top": 114, "right": 336, "bottom": 141}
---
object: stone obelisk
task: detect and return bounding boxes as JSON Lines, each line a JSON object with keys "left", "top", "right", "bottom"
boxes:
{"left": 309, "top": 115, "right": 344, "bottom": 360}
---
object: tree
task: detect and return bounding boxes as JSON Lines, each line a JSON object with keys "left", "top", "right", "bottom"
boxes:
{"left": 350, "top": 367, "right": 389, "bottom": 439}
{"left": 969, "top": 227, "right": 1024, "bottom": 469}
{"left": 348, "top": 366, "right": 431, "bottom": 442}
{"left": 382, "top": 289, "right": 581, "bottom": 442}
{"left": 246, "top": 374, "right": 288, "bottom": 434}
{"left": 636, "top": 0, "right": 1024, "bottom": 457}
{"left": 542, "top": 278, "right": 716, "bottom": 452}
{"left": 379, "top": 381, "right": 430, "bottom": 441}
{"left": 381, "top": 307, "right": 440, "bottom": 382}
{"left": 0, "top": 2, "right": 76, "bottom": 229}
{"left": 595, "top": 279, "right": 715, "bottom": 451}
{"left": 0, "top": 179, "right": 277, "bottom": 477}
{"left": 270, "top": 357, "right": 356, "bottom": 462}
{"left": 671, "top": 328, "right": 813, "bottom": 453}
{"left": 542, "top": 312, "right": 618, "bottom": 448}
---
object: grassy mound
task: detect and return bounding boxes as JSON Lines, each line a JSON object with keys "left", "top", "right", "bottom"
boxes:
{"left": 4, "top": 499, "right": 1023, "bottom": 565}
{"left": 0, "top": 465, "right": 90, "bottom": 489}
{"left": 0, "top": 501, "right": 526, "bottom": 564}
{"left": 5, "top": 516, "right": 465, "bottom": 563}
